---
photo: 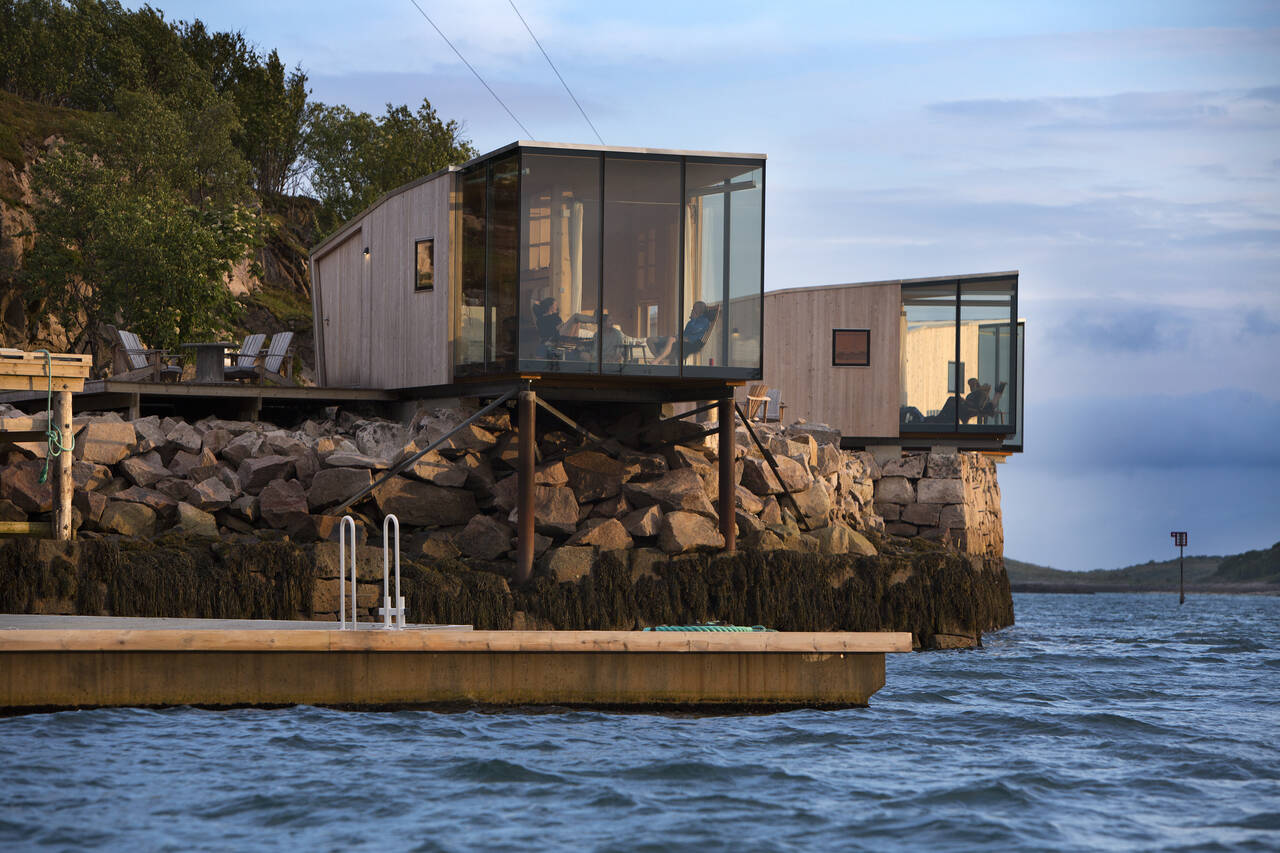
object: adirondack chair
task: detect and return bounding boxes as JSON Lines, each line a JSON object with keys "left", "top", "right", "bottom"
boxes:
{"left": 109, "top": 327, "right": 182, "bottom": 382}
{"left": 223, "top": 333, "right": 266, "bottom": 375}
{"left": 226, "top": 331, "right": 294, "bottom": 384}
{"left": 681, "top": 303, "right": 721, "bottom": 364}
{"left": 745, "top": 384, "right": 770, "bottom": 421}
{"left": 765, "top": 388, "right": 786, "bottom": 424}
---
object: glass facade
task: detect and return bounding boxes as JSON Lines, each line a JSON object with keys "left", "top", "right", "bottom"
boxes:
{"left": 899, "top": 275, "right": 1017, "bottom": 435}
{"left": 454, "top": 144, "right": 765, "bottom": 380}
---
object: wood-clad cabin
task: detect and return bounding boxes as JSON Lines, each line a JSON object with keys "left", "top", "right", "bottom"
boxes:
{"left": 309, "top": 141, "right": 767, "bottom": 395}
{"left": 760, "top": 272, "right": 1023, "bottom": 452}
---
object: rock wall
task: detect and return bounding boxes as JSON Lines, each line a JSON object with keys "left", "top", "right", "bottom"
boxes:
{"left": 0, "top": 536, "right": 1013, "bottom": 650}
{"left": 872, "top": 451, "right": 1003, "bottom": 561}
{"left": 0, "top": 403, "right": 1013, "bottom": 646}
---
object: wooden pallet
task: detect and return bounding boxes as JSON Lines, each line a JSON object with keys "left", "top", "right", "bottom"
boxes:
{"left": 0, "top": 349, "right": 92, "bottom": 392}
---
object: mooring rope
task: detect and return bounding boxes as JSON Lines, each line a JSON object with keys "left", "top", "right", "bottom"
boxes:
{"left": 37, "top": 349, "right": 74, "bottom": 485}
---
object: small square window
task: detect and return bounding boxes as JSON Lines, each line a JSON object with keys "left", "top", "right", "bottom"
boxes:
{"left": 947, "top": 360, "right": 966, "bottom": 392}
{"left": 832, "top": 329, "right": 870, "bottom": 366}
{"left": 414, "top": 238, "right": 434, "bottom": 292}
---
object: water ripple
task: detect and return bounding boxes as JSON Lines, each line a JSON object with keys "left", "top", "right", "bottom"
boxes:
{"left": 1, "top": 593, "right": 1278, "bottom": 851}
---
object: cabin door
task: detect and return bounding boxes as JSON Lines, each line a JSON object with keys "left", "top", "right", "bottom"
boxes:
{"left": 315, "top": 229, "right": 364, "bottom": 386}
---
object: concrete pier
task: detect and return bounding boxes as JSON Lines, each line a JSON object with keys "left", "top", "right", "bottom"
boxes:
{"left": 0, "top": 616, "right": 911, "bottom": 713}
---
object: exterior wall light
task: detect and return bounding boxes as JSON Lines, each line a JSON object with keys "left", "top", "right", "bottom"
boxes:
{"left": 363, "top": 247, "right": 371, "bottom": 258}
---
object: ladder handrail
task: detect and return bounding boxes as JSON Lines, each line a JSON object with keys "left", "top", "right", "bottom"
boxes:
{"left": 382, "top": 514, "right": 404, "bottom": 629}
{"left": 339, "top": 515, "right": 358, "bottom": 630}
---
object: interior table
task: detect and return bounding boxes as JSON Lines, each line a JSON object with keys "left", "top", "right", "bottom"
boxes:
{"left": 179, "top": 342, "right": 234, "bottom": 383}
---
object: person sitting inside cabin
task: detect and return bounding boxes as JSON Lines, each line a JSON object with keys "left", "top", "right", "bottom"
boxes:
{"left": 533, "top": 297, "right": 597, "bottom": 359}
{"left": 963, "top": 378, "right": 991, "bottom": 423}
{"left": 647, "top": 301, "right": 713, "bottom": 364}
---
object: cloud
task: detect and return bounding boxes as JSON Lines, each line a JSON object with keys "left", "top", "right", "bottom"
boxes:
{"left": 926, "top": 87, "right": 1280, "bottom": 133}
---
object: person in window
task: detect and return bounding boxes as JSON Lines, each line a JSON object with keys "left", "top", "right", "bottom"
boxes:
{"left": 533, "top": 297, "right": 596, "bottom": 359}
{"left": 647, "top": 301, "right": 712, "bottom": 364}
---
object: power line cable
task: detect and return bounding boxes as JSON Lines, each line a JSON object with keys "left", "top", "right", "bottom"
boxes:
{"left": 507, "top": 0, "right": 604, "bottom": 145}
{"left": 406, "top": 0, "right": 533, "bottom": 138}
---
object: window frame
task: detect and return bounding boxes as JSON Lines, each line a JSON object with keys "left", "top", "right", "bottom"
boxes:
{"left": 413, "top": 237, "right": 435, "bottom": 293}
{"left": 831, "top": 328, "right": 871, "bottom": 367}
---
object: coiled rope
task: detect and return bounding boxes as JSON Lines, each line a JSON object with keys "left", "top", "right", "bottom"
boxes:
{"left": 37, "top": 348, "right": 74, "bottom": 484}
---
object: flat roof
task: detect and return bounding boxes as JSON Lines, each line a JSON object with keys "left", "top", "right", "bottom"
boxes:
{"left": 312, "top": 140, "right": 767, "bottom": 257}
{"left": 765, "top": 270, "right": 1019, "bottom": 299}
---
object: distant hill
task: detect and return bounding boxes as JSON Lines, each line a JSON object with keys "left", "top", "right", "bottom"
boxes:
{"left": 1005, "top": 545, "right": 1280, "bottom": 593}
{"left": 1210, "top": 542, "right": 1280, "bottom": 584}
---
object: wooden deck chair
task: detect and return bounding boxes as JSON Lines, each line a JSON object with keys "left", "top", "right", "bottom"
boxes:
{"left": 980, "top": 381, "right": 1009, "bottom": 424}
{"left": 765, "top": 388, "right": 786, "bottom": 424}
{"left": 226, "top": 331, "right": 294, "bottom": 384}
{"left": 110, "top": 327, "right": 182, "bottom": 382}
{"left": 224, "top": 333, "right": 266, "bottom": 376}
{"left": 745, "top": 384, "right": 770, "bottom": 421}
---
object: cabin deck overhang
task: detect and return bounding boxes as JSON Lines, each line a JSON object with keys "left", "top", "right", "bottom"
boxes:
{"left": 0, "top": 623, "right": 911, "bottom": 712}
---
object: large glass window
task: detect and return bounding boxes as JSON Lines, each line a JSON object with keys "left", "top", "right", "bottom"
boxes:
{"left": 488, "top": 154, "right": 520, "bottom": 373}
{"left": 455, "top": 145, "right": 764, "bottom": 381}
{"left": 518, "top": 153, "right": 601, "bottom": 374}
{"left": 456, "top": 167, "right": 487, "bottom": 374}
{"left": 602, "top": 157, "right": 681, "bottom": 376}
{"left": 685, "top": 163, "right": 762, "bottom": 374}
{"left": 900, "top": 276, "right": 1017, "bottom": 435}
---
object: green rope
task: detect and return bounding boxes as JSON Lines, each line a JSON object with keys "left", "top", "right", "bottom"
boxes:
{"left": 37, "top": 349, "right": 75, "bottom": 485}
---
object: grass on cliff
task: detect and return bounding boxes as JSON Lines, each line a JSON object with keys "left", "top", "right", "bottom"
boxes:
{"left": 0, "top": 89, "right": 91, "bottom": 172}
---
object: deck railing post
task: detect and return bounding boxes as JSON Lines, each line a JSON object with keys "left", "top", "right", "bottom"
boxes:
{"left": 717, "top": 397, "right": 736, "bottom": 553}
{"left": 55, "top": 389, "right": 73, "bottom": 541}
{"left": 516, "top": 389, "right": 537, "bottom": 585}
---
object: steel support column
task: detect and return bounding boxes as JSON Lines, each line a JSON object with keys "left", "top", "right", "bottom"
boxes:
{"left": 517, "top": 389, "right": 537, "bottom": 584}
{"left": 718, "top": 397, "right": 736, "bottom": 553}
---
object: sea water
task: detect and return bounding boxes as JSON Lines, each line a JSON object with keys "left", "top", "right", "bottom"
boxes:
{"left": 1, "top": 593, "right": 1277, "bottom": 852}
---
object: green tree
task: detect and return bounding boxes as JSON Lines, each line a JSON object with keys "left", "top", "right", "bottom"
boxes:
{"left": 22, "top": 90, "right": 257, "bottom": 352}
{"left": 303, "top": 98, "right": 476, "bottom": 234}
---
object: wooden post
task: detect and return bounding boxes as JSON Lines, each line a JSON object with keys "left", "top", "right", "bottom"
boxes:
{"left": 516, "top": 390, "right": 536, "bottom": 584}
{"left": 55, "top": 389, "right": 73, "bottom": 541}
{"left": 718, "top": 397, "right": 736, "bottom": 553}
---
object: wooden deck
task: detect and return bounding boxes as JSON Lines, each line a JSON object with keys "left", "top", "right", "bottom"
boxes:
{"left": 0, "top": 616, "right": 911, "bottom": 712}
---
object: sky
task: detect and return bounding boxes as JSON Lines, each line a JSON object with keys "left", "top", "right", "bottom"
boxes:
{"left": 137, "top": 0, "right": 1279, "bottom": 569}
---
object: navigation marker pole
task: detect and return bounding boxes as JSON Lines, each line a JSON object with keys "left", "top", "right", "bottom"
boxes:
{"left": 1170, "top": 531, "right": 1187, "bottom": 605}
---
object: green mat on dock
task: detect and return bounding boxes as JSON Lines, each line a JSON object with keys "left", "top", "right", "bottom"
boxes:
{"left": 643, "top": 624, "right": 773, "bottom": 632}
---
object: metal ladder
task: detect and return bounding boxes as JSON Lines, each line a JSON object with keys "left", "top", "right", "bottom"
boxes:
{"left": 339, "top": 514, "right": 406, "bottom": 630}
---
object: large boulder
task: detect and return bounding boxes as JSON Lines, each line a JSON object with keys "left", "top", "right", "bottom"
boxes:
{"left": 119, "top": 451, "right": 171, "bottom": 488}
{"left": 191, "top": 477, "right": 234, "bottom": 512}
{"left": 221, "top": 432, "right": 264, "bottom": 467}
{"left": 881, "top": 454, "right": 925, "bottom": 479}
{"left": 172, "top": 502, "right": 218, "bottom": 537}
{"left": 926, "top": 452, "right": 962, "bottom": 479}
{"left": 735, "top": 485, "right": 764, "bottom": 515}
{"left": 917, "top": 478, "right": 964, "bottom": 504}
{"left": 740, "top": 457, "right": 782, "bottom": 496}
{"left": 202, "top": 428, "right": 233, "bottom": 456}
{"left": 259, "top": 479, "right": 310, "bottom": 530}
{"left": 455, "top": 514, "right": 512, "bottom": 560}
{"left": 154, "top": 477, "right": 197, "bottom": 504}
{"left": 786, "top": 422, "right": 842, "bottom": 447}
{"left": 72, "top": 490, "right": 107, "bottom": 526}
{"left": 563, "top": 451, "right": 624, "bottom": 502}
{"left": 773, "top": 454, "right": 813, "bottom": 492}
{"left": 491, "top": 464, "right": 570, "bottom": 512}
{"left": 813, "top": 522, "right": 877, "bottom": 556}
{"left": 131, "top": 417, "right": 167, "bottom": 454}
{"left": 874, "top": 476, "right": 915, "bottom": 505}
{"left": 791, "top": 479, "right": 835, "bottom": 529}
{"left": 237, "top": 455, "right": 296, "bottom": 494}
{"left": 165, "top": 422, "right": 203, "bottom": 455}
{"left": 322, "top": 451, "right": 387, "bottom": 470}
{"left": 307, "top": 467, "right": 373, "bottom": 510}
{"left": 169, "top": 448, "right": 217, "bottom": 479}
{"left": 373, "top": 477, "right": 477, "bottom": 527}
{"left": 622, "top": 504, "right": 663, "bottom": 537}
{"left": 100, "top": 501, "right": 156, "bottom": 536}
{"left": 504, "top": 485, "right": 579, "bottom": 536}
{"left": 622, "top": 468, "right": 717, "bottom": 518}
{"left": 71, "top": 461, "right": 112, "bottom": 492}
{"left": 0, "top": 460, "right": 52, "bottom": 512}
{"left": 354, "top": 420, "right": 410, "bottom": 459}
{"left": 393, "top": 443, "right": 468, "bottom": 487}
{"left": 543, "top": 546, "right": 594, "bottom": 583}
{"left": 113, "top": 486, "right": 178, "bottom": 521}
{"left": 568, "top": 517, "right": 633, "bottom": 551}
{"left": 658, "top": 510, "right": 725, "bottom": 554}
{"left": 75, "top": 420, "right": 137, "bottom": 465}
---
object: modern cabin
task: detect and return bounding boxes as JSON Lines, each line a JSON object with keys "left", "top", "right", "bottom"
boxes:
{"left": 309, "top": 141, "right": 765, "bottom": 399}
{"left": 760, "top": 272, "right": 1023, "bottom": 453}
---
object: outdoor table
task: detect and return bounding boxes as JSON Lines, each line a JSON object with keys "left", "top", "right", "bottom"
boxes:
{"left": 180, "top": 342, "right": 234, "bottom": 383}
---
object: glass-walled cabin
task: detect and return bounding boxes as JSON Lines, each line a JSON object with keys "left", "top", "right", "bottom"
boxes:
{"left": 454, "top": 143, "right": 765, "bottom": 380}
{"left": 898, "top": 273, "right": 1020, "bottom": 441}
